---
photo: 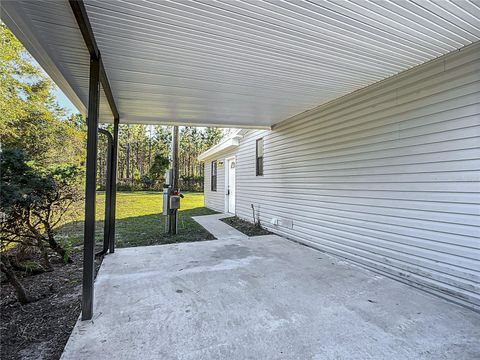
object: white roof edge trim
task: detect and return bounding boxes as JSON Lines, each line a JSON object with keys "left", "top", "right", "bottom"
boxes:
{"left": 1, "top": 3, "right": 86, "bottom": 115}
{"left": 198, "top": 133, "right": 243, "bottom": 161}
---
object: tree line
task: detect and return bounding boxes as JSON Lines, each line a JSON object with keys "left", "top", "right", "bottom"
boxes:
{"left": 97, "top": 124, "right": 223, "bottom": 192}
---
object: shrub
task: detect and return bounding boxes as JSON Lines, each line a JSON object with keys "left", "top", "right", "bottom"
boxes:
{"left": 141, "top": 175, "right": 155, "bottom": 190}
{"left": 0, "top": 148, "right": 83, "bottom": 303}
{"left": 1, "top": 149, "right": 82, "bottom": 263}
{"left": 117, "top": 180, "right": 133, "bottom": 191}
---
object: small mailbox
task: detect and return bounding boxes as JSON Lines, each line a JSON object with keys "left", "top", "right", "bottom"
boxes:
{"left": 169, "top": 195, "right": 180, "bottom": 210}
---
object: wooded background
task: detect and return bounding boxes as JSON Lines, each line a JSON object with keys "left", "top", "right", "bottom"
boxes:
{"left": 97, "top": 125, "right": 223, "bottom": 192}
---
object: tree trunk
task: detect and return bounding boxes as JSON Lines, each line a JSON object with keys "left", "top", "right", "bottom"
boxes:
{"left": 138, "top": 146, "right": 143, "bottom": 176}
{"left": 148, "top": 125, "right": 153, "bottom": 171}
{"left": 98, "top": 151, "right": 103, "bottom": 187}
{"left": 126, "top": 125, "right": 131, "bottom": 180}
{"left": 1, "top": 255, "right": 32, "bottom": 304}
{"left": 45, "top": 230, "right": 72, "bottom": 263}
{"left": 126, "top": 143, "right": 130, "bottom": 180}
{"left": 37, "top": 238, "right": 53, "bottom": 271}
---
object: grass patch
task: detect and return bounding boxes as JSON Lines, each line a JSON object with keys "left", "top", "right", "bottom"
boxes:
{"left": 57, "top": 191, "right": 217, "bottom": 248}
{"left": 220, "top": 216, "right": 272, "bottom": 237}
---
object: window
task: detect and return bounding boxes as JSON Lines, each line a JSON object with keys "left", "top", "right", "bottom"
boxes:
{"left": 256, "top": 138, "right": 264, "bottom": 176}
{"left": 211, "top": 160, "right": 217, "bottom": 191}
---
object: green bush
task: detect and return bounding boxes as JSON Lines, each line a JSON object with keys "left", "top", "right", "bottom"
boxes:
{"left": 117, "top": 181, "right": 133, "bottom": 192}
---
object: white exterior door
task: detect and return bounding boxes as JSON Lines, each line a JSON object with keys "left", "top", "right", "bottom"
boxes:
{"left": 227, "top": 158, "right": 236, "bottom": 214}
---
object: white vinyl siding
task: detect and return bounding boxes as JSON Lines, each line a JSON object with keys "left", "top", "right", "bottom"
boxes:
{"left": 203, "top": 150, "right": 237, "bottom": 213}
{"left": 228, "top": 44, "right": 480, "bottom": 310}
{"left": 204, "top": 160, "right": 225, "bottom": 212}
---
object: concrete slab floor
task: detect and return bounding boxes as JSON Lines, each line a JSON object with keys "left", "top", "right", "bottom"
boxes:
{"left": 62, "top": 235, "right": 480, "bottom": 360}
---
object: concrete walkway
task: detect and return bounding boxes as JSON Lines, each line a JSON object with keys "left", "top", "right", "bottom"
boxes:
{"left": 62, "top": 217, "right": 480, "bottom": 360}
{"left": 192, "top": 213, "right": 248, "bottom": 240}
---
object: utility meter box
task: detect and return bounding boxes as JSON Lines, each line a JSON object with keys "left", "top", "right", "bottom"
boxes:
{"left": 169, "top": 195, "right": 180, "bottom": 210}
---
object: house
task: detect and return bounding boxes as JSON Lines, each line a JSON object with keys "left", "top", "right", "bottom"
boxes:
{"left": 199, "top": 43, "right": 480, "bottom": 311}
{"left": 3, "top": 0, "right": 479, "bottom": 323}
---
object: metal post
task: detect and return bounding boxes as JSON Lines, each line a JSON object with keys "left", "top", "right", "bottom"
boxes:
{"left": 82, "top": 55, "right": 100, "bottom": 321}
{"left": 172, "top": 126, "right": 179, "bottom": 191}
{"left": 98, "top": 128, "right": 113, "bottom": 256}
{"left": 168, "top": 126, "right": 179, "bottom": 234}
{"left": 109, "top": 118, "right": 119, "bottom": 253}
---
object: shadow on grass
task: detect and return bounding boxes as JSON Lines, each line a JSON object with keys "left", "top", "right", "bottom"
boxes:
{"left": 57, "top": 207, "right": 218, "bottom": 249}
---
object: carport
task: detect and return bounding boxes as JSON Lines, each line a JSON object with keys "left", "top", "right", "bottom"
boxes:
{"left": 2, "top": 0, "right": 479, "bottom": 332}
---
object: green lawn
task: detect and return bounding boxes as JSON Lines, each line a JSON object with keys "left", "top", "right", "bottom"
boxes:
{"left": 57, "top": 192, "right": 217, "bottom": 249}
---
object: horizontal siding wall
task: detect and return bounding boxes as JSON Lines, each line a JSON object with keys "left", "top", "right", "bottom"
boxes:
{"left": 203, "top": 150, "right": 237, "bottom": 213}
{"left": 233, "top": 43, "right": 480, "bottom": 310}
{"left": 204, "top": 160, "right": 225, "bottom": 212}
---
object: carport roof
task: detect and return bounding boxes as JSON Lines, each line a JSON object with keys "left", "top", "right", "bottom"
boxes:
{"left": 2, "top": 0, "right": 480, "bottom": 127}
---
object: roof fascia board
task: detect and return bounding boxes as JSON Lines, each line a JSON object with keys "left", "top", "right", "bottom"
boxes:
{"left": 99, "top": 61, "right": 119, "bottom": 120}
{"left": 69, "top": 0, "right": 119, "bottom": 120}
{"left": 198, "top": 136, "right": 242, "bottom": 161}
{"left": 69, "top": 0, "right": 99, "bottom": 58}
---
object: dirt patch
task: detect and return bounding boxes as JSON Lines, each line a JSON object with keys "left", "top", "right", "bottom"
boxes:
{"left": 220, "top": 216, "right": 273, "bottom": 237}
{"left": 1, "top": 251, "right": 102, "bottom": 360}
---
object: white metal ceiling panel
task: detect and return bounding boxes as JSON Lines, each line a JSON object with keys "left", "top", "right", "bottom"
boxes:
{"left": 2, "top": 0, "right": 479, "bottom": 127}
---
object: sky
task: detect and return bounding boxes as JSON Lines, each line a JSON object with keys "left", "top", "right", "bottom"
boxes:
{"left": 52, "top": 86, "right": 79, "bottom": 117}
{"left": 26, "top": 55, "right": 79, "bottom": 116}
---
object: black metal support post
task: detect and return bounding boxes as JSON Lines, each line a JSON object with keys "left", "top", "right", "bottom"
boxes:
{"left": 70, "top": 0, "right": 119, "bottom": 321}
{"left": 109, "top": 118, "right": 119, "bottom": 253}
{"left": 172, "top": 126, "right": 179, "bottom": 191}
{"left": 97, "top": 128, "right": 113, "bottom": 257}
{"left": 168, "top": 126, "right": 179, "bottom": 235}
{"left": 82, "top": 55, "right": 100, "bottom": 321}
